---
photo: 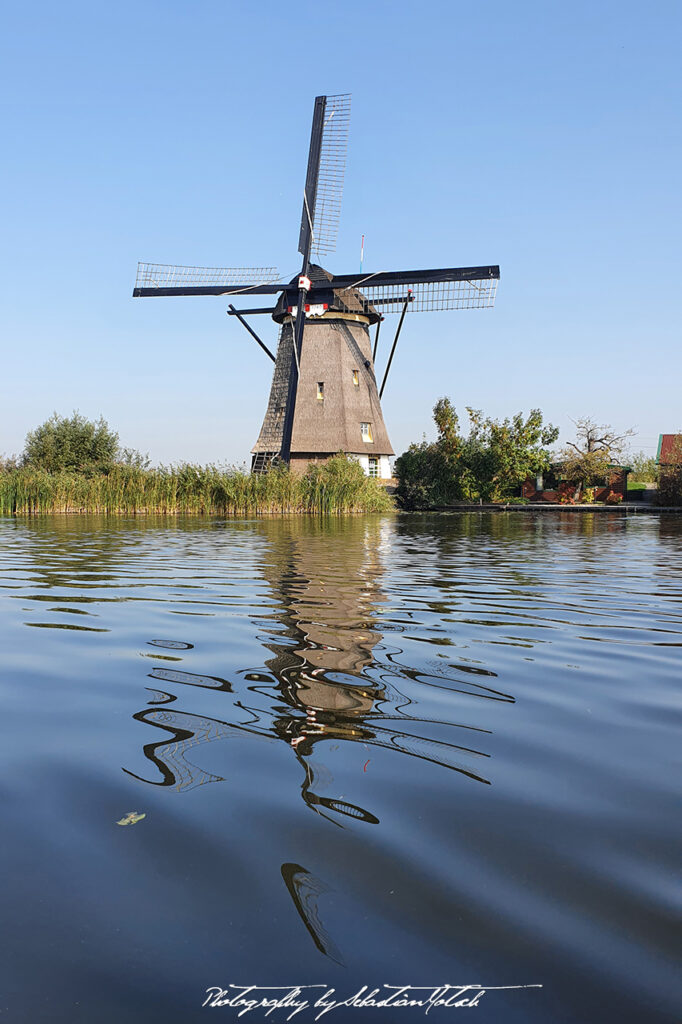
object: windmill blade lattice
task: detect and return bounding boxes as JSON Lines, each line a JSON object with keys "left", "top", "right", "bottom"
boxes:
{"left": 353, "top": 275, "right": 499, "bottom": 313}
{"left": 329, "top": 265, "right": 500, "bottom": 313}
{"left": 299, "top": 94, "right": 351, "bottom": 261}
{"left": 135, "top": 263, "right": 282, "bottom": 291}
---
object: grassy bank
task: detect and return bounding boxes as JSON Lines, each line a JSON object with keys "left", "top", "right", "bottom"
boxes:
{"left": 0, "top": 458, "right": 394, "bottom": 515}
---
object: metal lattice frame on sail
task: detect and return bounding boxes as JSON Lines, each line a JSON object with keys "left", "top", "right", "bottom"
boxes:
{"left": 309, "top": 94, "right": 351, "bottom": 260}
{"left": 352, "top": 276, "right": 498, "bottom": 313}
{"left": 135, "top": 263, "right": 281, "bottom": 291}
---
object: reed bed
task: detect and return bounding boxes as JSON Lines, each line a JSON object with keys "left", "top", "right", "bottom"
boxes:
{"left": 0, "top": 458, "right": 394, "bottom": 516}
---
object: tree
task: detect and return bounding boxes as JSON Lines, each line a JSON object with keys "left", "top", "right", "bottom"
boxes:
{"left": 465, "top": 407, "right": 558, "bottom": 502}
{"left": 395, "top": 399, "right": 558, "bottom": 508}
{"left": 395, "top": 439, "right": 462, "bottom": 509}
{"left": 396, "top": 398, "right": 470, "bottom": 509}
{"left": 558, "top": 417, "right": 635, "bottom": 494}
{"left": 629, "top": 451, "right": 658, "bottom": 483}
{"left": 21, "top": 412, "right": 146, "bottom": 473}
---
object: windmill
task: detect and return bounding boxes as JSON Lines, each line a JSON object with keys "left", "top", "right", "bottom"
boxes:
{"left": 133, "top": 94, "right": 499, "bottom": 478}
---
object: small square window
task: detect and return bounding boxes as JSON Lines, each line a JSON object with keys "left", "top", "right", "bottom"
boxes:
{"left": 361, "top": 422, "right": 373, "bottom": 442}
{"left": 352, "top": 370, "right": 359, "bottom": 386}
{"left": 317, "top": 382, "right": 324, "bottom": 400}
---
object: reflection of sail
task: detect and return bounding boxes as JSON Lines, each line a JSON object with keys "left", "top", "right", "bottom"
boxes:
{"left": 123, "top": 709, "right": 230, "bottom": 791}
{"left": 148, "top": 667, "right": 232, "bottom": 692}
{"left": 281, "top": 863, "right": 344, "bottom": 966}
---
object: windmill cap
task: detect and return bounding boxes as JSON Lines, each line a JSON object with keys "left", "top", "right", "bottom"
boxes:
{"left": 272, "top": 264, "right": 380, "bottom": 325}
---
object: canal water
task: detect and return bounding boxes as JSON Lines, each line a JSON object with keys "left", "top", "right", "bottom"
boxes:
{"left": 0, "top": 513, "right": 679, "bottom": 1023}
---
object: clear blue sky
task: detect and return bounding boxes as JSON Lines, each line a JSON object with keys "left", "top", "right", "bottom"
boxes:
{"left": 1, "top": 0, "right": 679, "bottom": 464}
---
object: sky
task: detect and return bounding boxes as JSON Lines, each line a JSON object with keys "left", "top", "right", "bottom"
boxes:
{"left": 1, "top": 0, "right": 680, "bottom": 465}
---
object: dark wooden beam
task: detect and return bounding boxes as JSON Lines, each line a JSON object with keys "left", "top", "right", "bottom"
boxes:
{"left": 227, "top": 305, "right": 276, "bottom": 363}
{"left": 133, "top": 284, "right": 285, "bottom": 298}
{"left": 226, "top": 306, "right": 277, "bottom": 316}
{"left": 329, "top": 265, "right": 500, "bottom": 290}
{"left": 379, "top": 293, "right": 411, "bottom": 399}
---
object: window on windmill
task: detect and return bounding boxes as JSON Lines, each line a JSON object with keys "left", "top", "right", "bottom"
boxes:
{"left": 317, "top": 382, "right": 324, "bottom": 400}
{"left": 361, "top": 422, "right": 373, "bottom": 442}
{"left": 275, "top": 405, "right": 285, "bottom": 421}
{"left": 368, "top": 456, "right": 379, "bottom": 477}
{"left": 352, "top": 369, "right": 359, "bottom": 386}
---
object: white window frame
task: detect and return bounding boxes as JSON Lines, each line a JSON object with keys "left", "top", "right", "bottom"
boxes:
{"left": 361, "top": 422, "right": 373, "bottom": 442}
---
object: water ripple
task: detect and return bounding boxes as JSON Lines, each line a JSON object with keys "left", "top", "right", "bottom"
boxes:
{"left": 0, "top": 512, "right": 680, "bottom": 1022}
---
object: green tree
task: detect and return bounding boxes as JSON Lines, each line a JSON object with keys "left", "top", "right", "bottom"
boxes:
{"left": 22, "top": 412, "right": 131, "bottom": 473}
{"left": 626, "top": 450, "right": 658, "bottom": 483}
{"left": 465, "top": 407, "right": 559, "bottom": 501}
{"left": 394, "top": 440, "right": 461, "bottom": 509}
{"left": 395, "top": 400, "right": 558, "bottom": 508}
{"left": 395, "top": 398, "right": 470, "bottom": 509}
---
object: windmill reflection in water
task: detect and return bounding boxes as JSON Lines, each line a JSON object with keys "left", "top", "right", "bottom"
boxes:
{"left": 124, "top": 521, "right": 504, "bottom": 824}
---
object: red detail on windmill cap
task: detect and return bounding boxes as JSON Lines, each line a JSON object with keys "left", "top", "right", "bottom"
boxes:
{"left": 298, "top": 275, "right": 312, "bottom": 291}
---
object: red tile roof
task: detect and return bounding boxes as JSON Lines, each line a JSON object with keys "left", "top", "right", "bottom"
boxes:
{"left": 657, "top": 434, "right": 682, "bottom": 464}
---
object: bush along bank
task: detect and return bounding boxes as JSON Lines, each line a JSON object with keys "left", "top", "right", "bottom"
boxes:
{"left": 0, "top": 456, "right": 395, "bottom": 516}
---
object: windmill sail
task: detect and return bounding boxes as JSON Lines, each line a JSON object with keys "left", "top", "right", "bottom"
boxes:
{"left": 329, "top": 265, "right": 500, "bottom": 313}
{"left": 298, "top": 94, "right": 351, "bottom": 261}
{"left": 133, "top": 263, "right": 283, "bottom": 297}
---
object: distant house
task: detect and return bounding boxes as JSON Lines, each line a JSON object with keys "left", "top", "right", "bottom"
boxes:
{"left": 522, "top": 463, "right": 630, "bottom": 502}
{"left": 656, "top": 434, "right": 682, "bottom": 466}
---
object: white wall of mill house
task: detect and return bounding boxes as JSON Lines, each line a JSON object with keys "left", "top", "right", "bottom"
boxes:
{"left": 351, "top": 454, "right": 393, "bottom": 479}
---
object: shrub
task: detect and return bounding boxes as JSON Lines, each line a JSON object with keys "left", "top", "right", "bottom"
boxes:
{"left": 20, "top": 412, "right": 149, "bottom": 474}
{"left": 657, "top": 468, "right": 682, "bottom": 506}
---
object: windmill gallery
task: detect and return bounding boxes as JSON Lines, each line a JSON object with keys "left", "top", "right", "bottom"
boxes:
{"left": 133, "top": 95, "right": 499, "bottom": 478}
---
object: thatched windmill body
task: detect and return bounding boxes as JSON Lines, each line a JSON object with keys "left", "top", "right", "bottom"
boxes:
{"left": 133, "top": 95, "right": 499, "bottom": 477}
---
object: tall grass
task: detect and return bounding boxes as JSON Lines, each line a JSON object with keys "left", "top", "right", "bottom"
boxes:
{"left": 0, "top": 456, "right": 394, "bottom": 516}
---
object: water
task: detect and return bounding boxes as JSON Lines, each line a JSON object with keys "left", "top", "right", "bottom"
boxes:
{"left": 0, "top": 513, "right": 679, "bottom": 1024}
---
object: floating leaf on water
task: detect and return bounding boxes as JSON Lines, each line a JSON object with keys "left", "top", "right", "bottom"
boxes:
{"left": 25, "top": 622, "right": 110, "bottom": 632}
{"left": 48, "top": 607, "right": 93, "bottom": 616}
{"left": 141, "top": 653, "right": 183, "bottom": 662}
{"left": 116, "top": 811, "right": 146, "bottom": 826}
